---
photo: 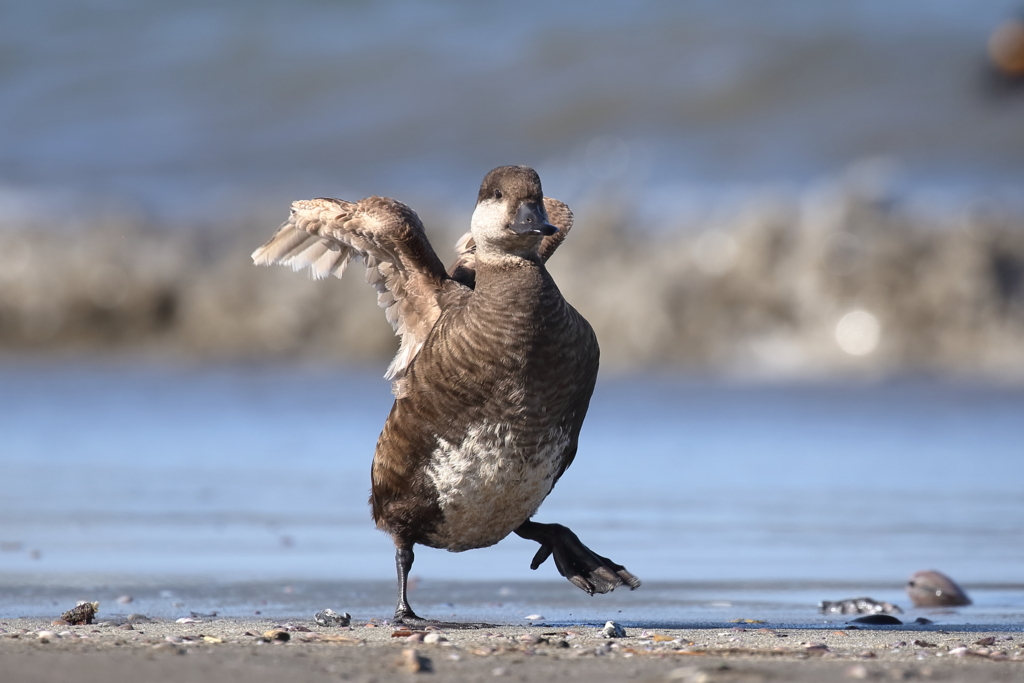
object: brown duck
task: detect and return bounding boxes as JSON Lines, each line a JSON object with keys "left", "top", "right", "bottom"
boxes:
{"left": 252, "top": 165, "right": 640, "bottom": 624}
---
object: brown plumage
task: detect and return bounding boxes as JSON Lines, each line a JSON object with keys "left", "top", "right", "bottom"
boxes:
{"left": 252, "top": 166, "right": 639, "bottom": 624}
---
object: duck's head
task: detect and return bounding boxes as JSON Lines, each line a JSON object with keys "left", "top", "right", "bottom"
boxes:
{"left": 470, "top": 165, "right": 557, "bottom": 259}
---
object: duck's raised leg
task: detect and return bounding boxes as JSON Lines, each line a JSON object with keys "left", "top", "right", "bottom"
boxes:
{"left": 515, "top": 520, "right": 641, "bottom": 595}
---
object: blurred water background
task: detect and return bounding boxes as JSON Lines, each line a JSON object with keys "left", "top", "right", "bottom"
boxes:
{"left": 2, "top": 1, "right": 1024, "bottom": 622}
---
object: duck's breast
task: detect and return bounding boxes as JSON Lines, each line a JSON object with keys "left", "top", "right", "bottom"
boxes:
{"left": 423, "top": 421, "right": 571, "bottom": 552}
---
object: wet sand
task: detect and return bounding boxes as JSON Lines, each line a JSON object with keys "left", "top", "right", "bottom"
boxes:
{"left": 2, "top": 616, "right": 1021, "bottom": 683}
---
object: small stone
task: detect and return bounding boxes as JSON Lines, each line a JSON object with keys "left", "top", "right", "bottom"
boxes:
{"left": 117, "top": 595, "right": 134, "bottom": 604}
{"left": 50, "top": 619, "right": 70, "bottom": 627}
{"left": 974, "top": 637, "right": 996, "bottom": 646}
{"left": 492, "top": 666, "right": 508, "bottom": 676}
{"left": 175, "top": 617, "right": 198, "bottom": 624}
{"left": 263, "top": 630, "right": 290, "bottom": 642}
{"left": 126, "top": 614, "right": 151, "bottom": 623}
{"left": 36, "top": 631, "right": 59, "bottom": 642}
{"left": 819, "top": 597, "right": 902, "bottom": 615}
{"left": 314, "top": 608, "right": 351, "bottom": 627}
{"left": 401, "top": 648, "right": 431, "bottom": 673}
{"left": 60, "top": 602, "right": 99, "bottom": 625}
{"left": 423, "top": 633, "right": 446, "bottom": 644}
{"left": 601, "top": 621, "right": 626, "bottom": 638}
{"left": 117, "top": 623, "right": 135, "bottom": 631}
{"left": 275, "top": 623, "right": 310, "bottom": 632}
{"left": 524, "top": 614, "right": 544, "bottom": 621}
{"left": 850, "top": 615, "right": 902, "bottom": 625}
{"left": 906, "top": 570, "right": 971, "bottom": 607}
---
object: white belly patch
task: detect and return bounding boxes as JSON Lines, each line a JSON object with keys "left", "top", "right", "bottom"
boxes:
{"left": 425, "top": 423, "right": 569, "bottom": 552}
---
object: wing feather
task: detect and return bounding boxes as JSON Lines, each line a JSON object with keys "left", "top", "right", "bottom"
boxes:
{"left": 252, "top": 196, "right": 451, "bottom": 391}
{"left": 539, "top": 197, "right": 574, "bottom": 262}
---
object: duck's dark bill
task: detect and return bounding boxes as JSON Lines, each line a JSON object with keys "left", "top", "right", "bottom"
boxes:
{"left": 511, "top": 202, "right": 558, "bottom": 236}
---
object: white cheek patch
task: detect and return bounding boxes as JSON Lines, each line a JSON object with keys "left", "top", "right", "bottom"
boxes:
{"left": 470, "top": 199, "right": 511, "bottom": 249}
{"left": 425, "top": 423, "right": 570, "bottom": 552}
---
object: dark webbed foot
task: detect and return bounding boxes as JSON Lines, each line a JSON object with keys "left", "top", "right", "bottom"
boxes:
{"left": 393, "top": 605, "right": 425, "bottom": 625}
{"left": 514, "top": 520, "right": 641, "bottom": 595}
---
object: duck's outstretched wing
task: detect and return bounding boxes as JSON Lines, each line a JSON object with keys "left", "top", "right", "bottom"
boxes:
{"left": 537, "top": 197, "right": 574, "bottom": 262}
{"left": 252, "top": 196, "right": 452, "bottom": 387}
{"left": 447, "top": 197, "right": 573, "bottom": 288}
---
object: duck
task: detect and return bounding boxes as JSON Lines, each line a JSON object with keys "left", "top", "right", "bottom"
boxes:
{"left": 252, "top": 165, "right": 640, "bottom": 624}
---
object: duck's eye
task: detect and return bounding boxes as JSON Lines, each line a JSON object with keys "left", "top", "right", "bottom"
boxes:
{"left": 494, "top": 189, "right": 502, "bottom": 199}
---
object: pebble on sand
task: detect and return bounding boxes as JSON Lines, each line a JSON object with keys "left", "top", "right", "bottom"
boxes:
{"left": 60, "top": 602, "right": 99, "bottom": 625}
{"left": 401, "top": 648, "right": 432, "bottom": 673}
{"left": 602, "top": 621, "right": 627, "bottom": 638}
{"left": 849, "top": 615, "right": 903, "bottom": 626}
{"left": 906, "top": 570, "right": 971, "bottom": 607}
{"left": 314, "top": 608, "right": 352, "bottom": 627}
{"left": 819, "top": 598, "right": 902, "bottom": 615}
{"left": 262, "top": 630, "right": 290, "bottom": 642}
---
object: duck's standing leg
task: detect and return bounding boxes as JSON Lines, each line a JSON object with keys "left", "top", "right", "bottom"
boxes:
{"left": 394, "top": 542, "right": 421, "bottom": 623}
{"left": 515, "top": 520, "right": 641, "bottom": 595}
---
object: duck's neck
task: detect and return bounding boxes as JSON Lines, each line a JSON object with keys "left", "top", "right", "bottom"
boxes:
{"left": 472, "top": 253, "right": 553, "bottom": 309}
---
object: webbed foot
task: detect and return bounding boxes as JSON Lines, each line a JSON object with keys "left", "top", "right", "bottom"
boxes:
{"left": 514, "top": 520, "right": 641, "bottom": 595}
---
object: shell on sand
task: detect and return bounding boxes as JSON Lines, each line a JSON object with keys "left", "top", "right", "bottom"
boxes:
{"left": 906, "top": 570, "right": 971, "bottom": 607}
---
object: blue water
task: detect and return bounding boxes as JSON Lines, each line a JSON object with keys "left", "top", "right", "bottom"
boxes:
{"left": 2, "top": 1, "right": 1023, "bottom": 224}
{"left": 2, "top": 363, "right": 1023, "bottom": 623}
{"left": 1, "top": 363, "right": 1022, "bottom": 586}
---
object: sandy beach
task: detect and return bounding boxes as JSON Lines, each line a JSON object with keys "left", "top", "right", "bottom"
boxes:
{"left": 3, "top": 614, "right": 1022, "bottom": 683}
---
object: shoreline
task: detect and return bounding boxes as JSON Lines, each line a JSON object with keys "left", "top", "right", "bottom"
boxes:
{"left": 3, "top": 182, "right": 1024, "bottom": 379}
{"left": 3, "top": 577, "right": 1022, "bottom": 627}
{"left": 2, "top": 616, "right": 1022, "bottom": 683}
